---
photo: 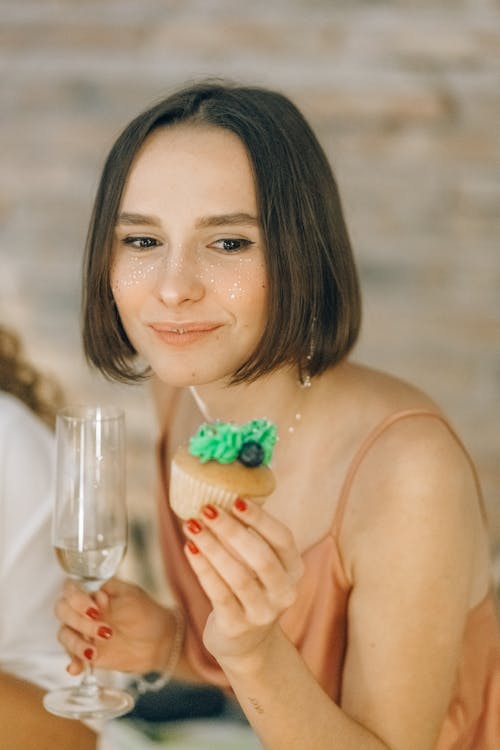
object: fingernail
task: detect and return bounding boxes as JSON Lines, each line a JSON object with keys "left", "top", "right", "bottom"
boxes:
{"left": 84, "top": 648, "right": 94, "bottom": 660}
{"left": 186, "top": 539, "right": 200, "bottom": 554}
{"left": 234, "top": 497, "right": 247, "bottom": 512}
{"left": 202, "top": 504, "right": 218, "bottom": 519}
{"left": 97, "top": 626, "right": 113, "bottom": 640}
{"left": 86, "top": 607, "right": 100, "bottom": 620}
{"left": 186, "top": 518, "right": 203, "bottom": 534}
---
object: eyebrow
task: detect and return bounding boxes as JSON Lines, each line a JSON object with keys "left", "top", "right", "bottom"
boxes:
{"left": 116, "top": 212, "right": 161, "bottom": 227}
{"left": 116, "top": 211, "right": 259, "bottom": 228}
{"left": 196, "top": 212, "right": 259, "bottom": 229}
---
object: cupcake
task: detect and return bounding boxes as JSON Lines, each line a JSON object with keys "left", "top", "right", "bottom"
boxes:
{"left": 169, "top": 419, "right": 277, "bottom": 519}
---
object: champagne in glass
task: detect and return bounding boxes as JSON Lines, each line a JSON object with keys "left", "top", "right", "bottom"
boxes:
{"left": 43, "top": 405, "right": 134, "bottom": 720}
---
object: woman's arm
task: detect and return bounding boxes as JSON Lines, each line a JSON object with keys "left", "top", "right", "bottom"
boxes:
{"left": 182, "top": 418, "right": 479, "bottom": 750}
{"left": 338, "top": 417, "right": 479, "bottom": 749}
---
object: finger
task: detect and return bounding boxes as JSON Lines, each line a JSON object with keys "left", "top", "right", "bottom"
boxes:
{"left": 66, "top": 654, "right": 84, "bottom": 676}
{"left": 58, "top": 624, "right": 98, "bottom": 664}
{"left": 199, "top": 507, "right": 301, "bottom": 608}
{"left": 100, "top": 577, "right": 132, "bottom": 597}
{"left": 93, "top": 588, "right": 110, "bottom": 611}
{"left": 55, "top": 596, "right": 113, "bottom": 643}
{"left": 184, "top": 525, "right": 277, "bottom": 625}
{"left": 184, "top": 541, "right": 244, "bottom": 629}
{"left": 98, "top": 577, "right": 141, "bottom": 612}
{"left": 62, "top": 578, "right": 102, "bottom": 613}
{"left": 232, "top": 500, "right": 305, "bottom": 584}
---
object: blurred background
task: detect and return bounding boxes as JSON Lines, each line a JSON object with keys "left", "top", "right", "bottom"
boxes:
{"left": 1, "top": 0, "right": 499, "bottom": 591}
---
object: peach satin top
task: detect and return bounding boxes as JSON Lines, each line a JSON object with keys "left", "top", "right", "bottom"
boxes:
{"left": 157, "top": 410, "right": 500, "bottom": 749}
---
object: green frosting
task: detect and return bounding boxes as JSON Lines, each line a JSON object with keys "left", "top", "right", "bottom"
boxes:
{"left": 189, "top": 419, "right": 277, "bottom": 465}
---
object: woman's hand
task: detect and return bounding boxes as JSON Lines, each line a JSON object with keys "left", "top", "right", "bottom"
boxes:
{"left": 183, "top": 498, "right": 304, "bottom": 671}
{"left": 55, "top": 578, "right": 173, "bottom": 676}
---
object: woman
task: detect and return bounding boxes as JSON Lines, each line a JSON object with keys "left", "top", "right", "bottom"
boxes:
{"left": 0, "top": 326, "right": 96, "bottom": 749}
{"left": 56, "top": 81, "right": 499, "bottom": 749}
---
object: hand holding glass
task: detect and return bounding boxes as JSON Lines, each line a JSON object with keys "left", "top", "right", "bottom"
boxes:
{"left": 43, "top": 405, "right": 134, "bottom": 720}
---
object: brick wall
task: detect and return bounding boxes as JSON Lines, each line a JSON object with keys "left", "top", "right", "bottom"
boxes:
{"left": 1, "top": 1, "right": 498, "bottom": 580}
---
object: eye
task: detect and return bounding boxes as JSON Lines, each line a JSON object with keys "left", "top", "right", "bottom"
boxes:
{"left": 122, "top": 236, "right": 160, "bottom": 250}
{"left": 210, "top": 238, "right": 254, "bottom": 253}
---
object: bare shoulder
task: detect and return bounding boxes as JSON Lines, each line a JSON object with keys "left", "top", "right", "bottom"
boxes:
{"left": 313, "top": 360, "right": 444, "bottom": 465}
{"left": 336, "top": 366, "right": 488, "bottom": 607}
{"left": 337, "top": 360, "right": 442, "bottom": 416}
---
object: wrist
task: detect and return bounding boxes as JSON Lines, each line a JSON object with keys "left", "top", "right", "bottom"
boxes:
{"left": 216, "top": 624, "right": 282, "bottom": 680}
{"left": 136, "top": 607, "right": 185, "bottom": 694}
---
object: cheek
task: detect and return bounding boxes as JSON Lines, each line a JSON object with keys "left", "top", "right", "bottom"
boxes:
{"left": 200, "top": 256, "right": 268, "bottom": 306}
{"left": 110, "top": 256, "right": 162, "bottom": 309}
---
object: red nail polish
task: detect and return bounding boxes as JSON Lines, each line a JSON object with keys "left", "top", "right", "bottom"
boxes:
{"left": 202, "top": 504, "right": 218, "bottom": 519}
{"left": 86, "top": 607, "right": 100, "bottom": 620}
{"left": 234, "top": 498, "right": 247, "bottom": 512}
{"left": 97, "top": 626, "right": 113, "bottom": 640}
{"left": 187, "top": 518, "right": 203, "bottom": 534}
{"left": 186, "top": 539, "right": 200, "bottom": 554}
{"left": 84, "top": 648, "right": 94, "bottom": 660}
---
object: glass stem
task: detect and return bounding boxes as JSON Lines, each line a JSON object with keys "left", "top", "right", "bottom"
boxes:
{"left": 79, "top": 660, "right": 99, "bottom": 697}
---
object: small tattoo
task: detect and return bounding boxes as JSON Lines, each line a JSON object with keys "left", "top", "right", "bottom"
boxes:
{"left": 248, "top": 696, "right": 264, "bottom": 714}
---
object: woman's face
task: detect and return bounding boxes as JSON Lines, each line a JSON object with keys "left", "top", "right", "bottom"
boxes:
{"left": 110, "top": 124, "right": 268, "bottom": 387}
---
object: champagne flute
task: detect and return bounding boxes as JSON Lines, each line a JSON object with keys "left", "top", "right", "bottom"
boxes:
{"left": 43, "top": 405, "right": 135, "bottom": 720}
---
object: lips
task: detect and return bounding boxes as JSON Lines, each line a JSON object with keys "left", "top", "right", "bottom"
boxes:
{"left": 149, "top": 321, "right": 222, "bottom": 345}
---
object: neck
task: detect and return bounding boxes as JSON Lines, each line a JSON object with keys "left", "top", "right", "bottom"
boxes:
{"left": 188, "top": 367, "right": 309, "bottom": 434}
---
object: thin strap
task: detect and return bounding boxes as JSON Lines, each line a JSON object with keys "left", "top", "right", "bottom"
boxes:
{"left": 332, "top": 408, "right": 486, "bottom": 536}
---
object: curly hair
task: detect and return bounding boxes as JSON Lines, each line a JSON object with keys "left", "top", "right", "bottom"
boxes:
{"left": 0, "top": 326, "right": 63, "bottom": 429}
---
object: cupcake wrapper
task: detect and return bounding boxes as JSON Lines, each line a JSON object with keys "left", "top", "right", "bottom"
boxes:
{"left": 169, "top": 461, "right": 239, "bottom": 519}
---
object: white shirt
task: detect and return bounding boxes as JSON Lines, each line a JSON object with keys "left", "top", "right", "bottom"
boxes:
{"left": 0, "top": 391, "right": 72, "bottom": 690}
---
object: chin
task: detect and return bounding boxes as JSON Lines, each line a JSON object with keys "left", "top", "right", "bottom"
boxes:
{"left": 149, "top": 360, "right": 233, "bottom": 389}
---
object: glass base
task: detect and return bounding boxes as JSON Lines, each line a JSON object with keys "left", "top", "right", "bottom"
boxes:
{"left": 43, "top": 685, "right": 134, "bottom": 720}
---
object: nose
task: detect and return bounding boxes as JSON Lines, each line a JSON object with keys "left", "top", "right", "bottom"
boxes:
{"left": 155, "top": 252, "right": 205, "bottom": 307}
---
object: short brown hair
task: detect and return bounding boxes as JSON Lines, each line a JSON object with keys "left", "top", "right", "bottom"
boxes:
{"left": 83, "top": 80, "right": 361, "bottom": 384}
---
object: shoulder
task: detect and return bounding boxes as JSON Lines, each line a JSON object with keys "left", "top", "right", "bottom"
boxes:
{"left": 333, "top": 361, "right": 441, "bottom": 415}
{"left": 352, "top": 410, "right": 476, "bottom": 502}
{"left": 315, "top": 360, "right": 447, "bottom": 471}
{"left": 0, "top": 390, "right": 33, "bottom": 428}
{"left": 0, "top": 390, "right": 49, "bottom": 431}
{"left": 329, "top": 362, "right": 482, "bottom": 552}
{"left": 316, "top": 361, "right": 444, "bottom": 451}
{"left": 341, "top": 405, "right": 480, "bottom": 594}
{"left": 318, "top": 362, "right": 480, "bottom": 504}
{"left": 0, "top": 392, "right": 54, "bottom": 507}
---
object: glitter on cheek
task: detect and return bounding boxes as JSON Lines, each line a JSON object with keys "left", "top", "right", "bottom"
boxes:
{"left": 110, "top": 255, "right": 164, "bottom": 292}
{"left": 229, "top": 280, "right": 243, "bottom": 300}
{"left": 201, "top": 255, "right": 264, "bottom": 301}
{"left": 232, "top": 258, "right": 266, "bottom": 300}
{"left": 198, "top": 259, "right": 221, "bottom": 290}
